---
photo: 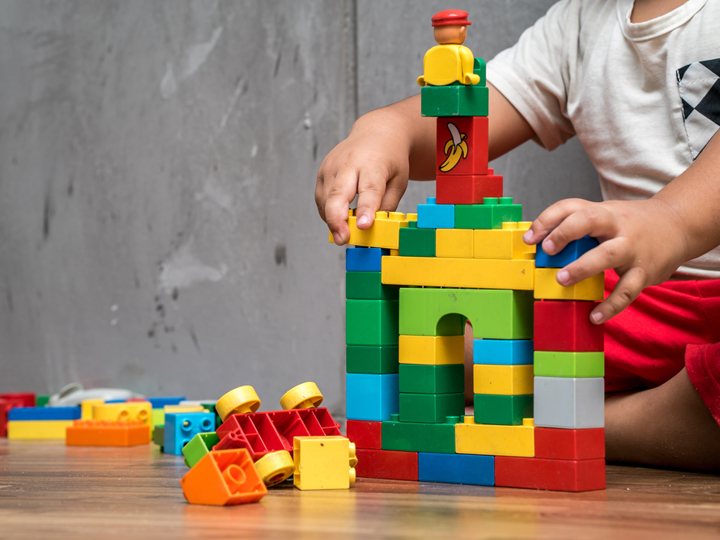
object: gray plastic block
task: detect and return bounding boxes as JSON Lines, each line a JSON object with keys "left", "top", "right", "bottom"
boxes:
{"left": 533, "top": 377, "right": 604, "bottom": 429}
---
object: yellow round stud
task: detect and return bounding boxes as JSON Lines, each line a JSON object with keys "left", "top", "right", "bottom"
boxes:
{"left": 279, "top": 382, "right": 323, "bottom": 410}
{"left": 215, "top": 385, "right": 261, "bottom": 421}
{"left": 348, "top": 442, "right": 358, "bottom": 469}
{"left": 254, "top": 450, "right": 295, "bottom": 487}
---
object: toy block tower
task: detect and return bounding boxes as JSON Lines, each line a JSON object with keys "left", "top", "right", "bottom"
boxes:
{"left": 335, "top": 9, "right": 606, "bottom": 492}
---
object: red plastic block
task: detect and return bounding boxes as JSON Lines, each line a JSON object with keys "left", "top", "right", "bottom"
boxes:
{"left": 355, "top": 449, "right": 418, "bottom": 481}
{"left": 436, "top": 170, "right": 503, "bottom": 205}
{"left": 346, "top": 420, "right": 382, "bottom": 449}
{"left": 535, "top": 428, "right": 605, "bottom": 460}
{"left": 0, "top": 393, "right": 36, "bottom": 407}
{"left": 0, "top": 400, "right": 7, "bottom": 438}
{"left": 534, "top": 301, "right": 604, "bottom": 352}
{"left": 298, "top": 408, "right": 342, "bottom": 436}
{"left": 436, "top": 116, "right": 488, "bottom": 177}
{"left": 495, "top": 457, "right": 606, "bottom": 492}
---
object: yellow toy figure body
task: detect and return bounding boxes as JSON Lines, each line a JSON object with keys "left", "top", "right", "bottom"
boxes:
{"left": 417, "top": 10, "right": 480, "bottom": 87}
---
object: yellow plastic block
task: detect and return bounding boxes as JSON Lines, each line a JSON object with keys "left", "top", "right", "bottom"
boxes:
{"left": 7, "top": 420, "right": 74, "bottom": 440}
{"left": 81, "top": 399, "right": 104, "bottom": 420}
{"left": 382, "top": 256, "right": 534, "bottom": 290}
{"left": 399, "top": 335, "right": 465, "bottom": 365}
{"left": 328, "top": 209, "right": 409, "bottom": 250}
{"left": 93, "top": 402, "right": 152, "bottom": 426}
{"left": 436, "top": 229, "right": 473, "bottom": 258}
{"left": 293, "top": 436, "right": 357, "bottom": 490}
{"left": 164, "top": 404, "right": 205, "bottom": 413}
{"left": 534, "top": 269, "right": 604, "bottom": 301}
{"left": 455, "top": 417, "right": 534, "bottom": 457}
{"left": 473, "top": 364, "right": 534, "bottom": 395}
{"left": 518, "top": 222, "right": 533, "bottom": 231}
{"left": 474, "top": 229, "right": 535, "bottom": 260}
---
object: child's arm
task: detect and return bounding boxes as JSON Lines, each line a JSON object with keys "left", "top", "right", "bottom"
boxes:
{"left": 524, "top": 132, "right": 720, "bottom": 324}
{"left": 316, "top": 84, "right": 535, "bottom": 245}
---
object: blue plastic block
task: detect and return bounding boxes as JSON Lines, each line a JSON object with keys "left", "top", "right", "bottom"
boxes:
{"left": 535, "top": 236, "right": 600, "bottom": 268}
{"left": 418, "top": 453, "right": 494, "bottom": 485}
{"left": 417, "top": 197, "right": 454, "bottom": 229}
{"left": 104, "top": 399, "right": 126, "bottom": 403}
{"left": 8, "top": 406, "right": 81, "bottom": 421}
{"left": 147, "top": 396, "right": 186, "bottom": 409}
{"left": 473, "top": 339, "right": 534, "bottom": 365}
{"left": 346, "top": 247, "right": 390, "bottom": 272}
{"left": 164, "top": 411, "right": 215, "bottom": 456}
{"left": 346, "top": 373, "right": 399, "bottom": 421}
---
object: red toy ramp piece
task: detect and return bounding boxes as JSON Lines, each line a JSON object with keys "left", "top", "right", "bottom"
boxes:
{"left": 355, "top": 449, "right": 418, "bottom": 481}
{"left": 495, "top": 457, "right": 606, "bottom": 492}
{"left": 534, "top": 428, "right": 605, "bottom": 460}
{"left": 534, "top": 301, "right": 604, "bottom": 352}
{"left": 346, "top": 420, "right": 382, "bottom": 449}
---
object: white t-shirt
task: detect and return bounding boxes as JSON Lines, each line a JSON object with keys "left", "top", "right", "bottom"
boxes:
{"left": 487, "top": 0, "right": 720, "bottom": 279}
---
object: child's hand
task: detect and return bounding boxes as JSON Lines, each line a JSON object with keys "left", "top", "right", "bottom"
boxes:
{"left": 522, "top": 198, "right": 690, "bottom": 324}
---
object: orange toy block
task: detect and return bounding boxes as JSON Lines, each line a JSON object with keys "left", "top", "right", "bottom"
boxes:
{"left": 66, "top": 420, "right": 151, "bottom": 446}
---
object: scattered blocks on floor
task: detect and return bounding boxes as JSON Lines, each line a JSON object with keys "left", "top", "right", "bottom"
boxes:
{"left": 399, "top": 222, "right": 437, "bottom": 257}
{"left": 382, "top": 415, "right": 456, "bottom": 454}
{"left": 92, "top": 401, "right": 152, "bottom": 426}
{"left": 346, "top": 247, "right": 389, "bottom": 272}
{"left": 355, "top": 448, "right": 419, "bottom": 480}
{"left": 399, "top": 335, "right": 465, "bottom": 365}
{"left": 182, "top": 432, "right": 221, "bottom": 468}
{"left": 153, "top": 425, "right": 165, "bottom": 450}
{"left": 399, "top": 392, "right": 465, "bottom": 423}
{"left": 66, "top": 420, "right": 151, "bottom": 447}
{"left": 330, "top": 210, "right": 409, "bottom": 250}
{"left": 419, "top": 452, "right": 494, "bottom": 486}
{"left": 473, "top": 364, "right": 534, "bottom": 395}
{"left": 474, "top": 394, "right": 533, "bottom": 426}
{"left": 535, "top": 236, "right": 599, "bottom": 268}
{"left": 533, "top": 300, "right": 604, "bottom": 352}
{"left": 473, "top": 339, "right": 533, "bottom": 365}
{"left": 494, "top": 456, "right": 606, "bottom": 492}
{"left": 455, "top": 417, "right": 534, "bottom": 457}
{"left": 346, "top": 345, "right": 399, "bottom": 374}
{"left": 346, "top": 419, "right": 382, "bottom": 449}
{"left": 346, "top": 373, "right": 399, "bottom": 421}
{"left": 533, "top": 377, "right": 604, "bottom": 429}
{"left": 436, "top": 171, "right": 503, "bottom": 205}
{"left": 346, "top": 299, "right": 399, "bottom": 346}
{"left": 534, "top": 428, "right": 605, "bottom": 460}
{"left": 534, "top": 269, "right": 604, "bottom": 301}
{"left": 7, "top": 420, "right": 74, "bottom": 440}
{"left": 8, "top": 406, "right": 80, "bottom": 421}
{"left": 417, "top": 197, "right": 455, "bottom": 229}
{"left": 293, "top": 436, "right": 356, "bottom": 490}
{"left": 533, "top": 351, "right": 605, "bottom": 378}
{"left": 164, "top": 411, "right": 216, "bottom": 456}
{"left": 435, "top": 228, "right": 474, "bottom": 258}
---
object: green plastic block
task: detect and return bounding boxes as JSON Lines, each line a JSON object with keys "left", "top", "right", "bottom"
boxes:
{"left": 474, "top": 394, "right": 533, "bottom": 425}
{"left": 533, "top": 351, "right": 605, "bottom": 378}
{"left": 474, "top": 57, "right": 486, "bottom": 86}
{"left": 382, "top": 415, "right": 457, "bottom": 453}
{"left": 346, "top": 271, "right": 399, "bottom": 300}
{"left": 346, "top": 299, "right": 399, "bottom": 345}
{"left": 153, "top": 424, "right": 165, "bottom": 451}
{"left": 152, "top": 408, "right": 164, "bottom": 428}
{"left": 399, "top": 393, "right": 465, "bottom": 423}
{"left": 182, "top": 431, "right": 220, "bottom": 468}
{"left": 421, "top": 84, "right": 489, "bottom": 117}
{"left": 399, "top": 364, "right": 464, "bottom": 393}
{"left": 399, "top": 227, "right": 436, "bottom": 257}
{"left": 455, "top": 197, "right": 523, "bottom": 229}
{"left": 399, "top": 287, "right": 533, "bottom": 339}
{"left": 346, "top": 345, "right": 399, "bottom": 374}
{"left": 36, "top": 395, "right": 50, "bottom": 407}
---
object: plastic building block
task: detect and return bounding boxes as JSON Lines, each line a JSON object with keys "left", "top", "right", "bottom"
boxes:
{"left": 81, "top": 399, "right": 104, "bottom": 420}
{"left": 473, "top": 339, "right": 533, "bottom": 365}
{"left": 152, "top": 408, "right": 164, "bottom": 428}
{"left": 346, "top": 373, "right": 399, "bottom": 421}
{"left": 436, "top": 117, "right": 488, "bottom": 176}
{"left": 534, "top": 377, "right": 605, "bottom": 429}
{"left": 495, "top": 457, "right": 606, "bottom": 492}
{"left": 153, "top": 425, "right": 164, "bottom": 449}
{"left": 398, "top": 288, "right": 534, "bottom": 339}
{"left": 455, "top": 417, "right": 534, "bottom": 457}
{"left": 346, "top": 299, "right": 399, "bottom": 346}
{"left": 36, "top": 395, "right": 50, "bottom": 407}
{"left": 355, "top": 449, "right": 418, "bottom": 480}
{"left": 382, "top": 415, "right": 456, "bottom": 453}
{"left": 455, "top": 197, "right": 523, "bottom": 230}
{"left": 419, "top": 453, "right": 494, "bottom": 486}
{"left": 534, "top": 351, "right": 605, "bottom": 378}
{"left": 435, "top": 228, "right": 473, "bottom": 258}
{"left": 346, "top": 271, "right": 399, "bottom": 300}
{"left": 329, "top": 209, "right": 409, "bottom": 249}
{"left": 0, "top": 399, "right": 7, "bottom": 438}
{"left": 436, "top": 171, "right": 503, "bottom": 205}
{"left": 147, "top": 396, "right": 186, "bottom": 409}
{"left": 417, "top": 197, "right": 455, "bottom": 229}
{"left": 347, "top": 345, "right": 398, "bottom": 374}
{"left": 346, "top": 247, "right": 389, "bottom": 272}
{"left": 535, "top": 428, "right": 605, "bottom": 460}
{"left": 180, "top": 449, "right": 267, "bottom": 506}
{"left": 92, "top": 401, "right": 152, "bottom": 425}
{"left": 473, "top": 228, "right": 535, "bottom": 260}
{"left": 0, "top": 393, "right": 35, "bottom": 407}
{"left": 346, "top": 420, "right": 382, "bottom": 449}
{"left": 164, "top": 404, "right": 205, "bottom": 414}
{"left": 164, "top": 412, "right": 215, "bottom": 455}
{"left": 420, "top": 84, "right": 489, "bottom": 117}
{"left": 8, "top": 406, "right": 81, "bottom": 421}
{"left": 533, "top": 301, "right": 604, "bottom": 352}
{"left": 254, "top": 450, "right": 296, "bottom": 486}
{"left": 474, "top": 394, "right": 533, "bottom": 426}
{"left": 399, "top": 223, "right": 436, "bottom": 257}
{"left": 182, "top": 432, "right": 221, "bottom": 468}
{"left": 399, "top": 393, "right": 464, "bottom": 423}
{"left": 534, "top": 269, "right": 604, "bottom": 301}
{"left": 536, "top": 236, "right": 600, "bottom": 268}
{"left": 7, "top": 420, "right": 74, "bottom": 440}
{"left": 215, "top": 386, "right": 261, "bottom": 422}
{"left": 473, "top": 364, "right": 534, "bottom": 395}
{"left": 383, "top": 256, "right": 534, "bottom": 290}
{"left": 66, "top": 420, "right": 151, "bottom": 446}
{"left": 399, "top": 364, "right": 464, "bottom": 393}
{"left": 399, "top": 335, "right": 464, "bottom": 365}
{"left": 293, "top": 436, "right": 357, "bottom": 490}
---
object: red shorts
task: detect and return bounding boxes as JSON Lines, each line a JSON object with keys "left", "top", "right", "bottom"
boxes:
{"left": 604, "top": 270, "right": 720, "bottom": 426}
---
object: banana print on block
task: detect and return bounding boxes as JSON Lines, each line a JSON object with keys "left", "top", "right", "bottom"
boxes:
{"left": 435, "top": 116, "right": 488, "bottom": 177}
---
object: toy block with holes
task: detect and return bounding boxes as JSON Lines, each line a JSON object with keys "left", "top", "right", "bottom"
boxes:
{"left": 66, "top": 420, "right": 151, "bottom": 446}
{"left": 92, "top": 401, "right": 152, "bottom": 426}
{"left": 328, "top": 209, "right": 411, "bottom": 249}
{"left": 293, "top": 436, "right": 357, "bottom": 490}
{"left": 164, "top": 412, "right": 215, "bottom": 456}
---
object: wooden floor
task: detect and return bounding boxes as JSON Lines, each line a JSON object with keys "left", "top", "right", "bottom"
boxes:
{"left": 1, "top": 441, "right": 720, "bottom": 539}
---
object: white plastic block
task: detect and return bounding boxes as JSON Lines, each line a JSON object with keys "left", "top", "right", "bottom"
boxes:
{"left": 533, "top": 376, "right": 604, "bottom": 429}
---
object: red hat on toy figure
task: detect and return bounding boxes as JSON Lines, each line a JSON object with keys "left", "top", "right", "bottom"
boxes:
{"left": 431, "top": 9, "right": 472, "bottom": 27}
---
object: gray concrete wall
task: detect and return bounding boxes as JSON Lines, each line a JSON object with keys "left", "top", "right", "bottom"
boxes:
{"left": 0, "top": 1, "right": 600, "bottom": 414}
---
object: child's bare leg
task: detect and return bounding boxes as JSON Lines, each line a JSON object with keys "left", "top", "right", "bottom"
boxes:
{"left": 605, "top": 368, "right": 720, "bottom": 471}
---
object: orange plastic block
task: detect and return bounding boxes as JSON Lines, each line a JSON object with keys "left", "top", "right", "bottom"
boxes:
{"left": 180, "top": 449, "right": 267, "bottom": 506}
{"left": 66, "top": 420, "right": 151, "bottom": 446}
